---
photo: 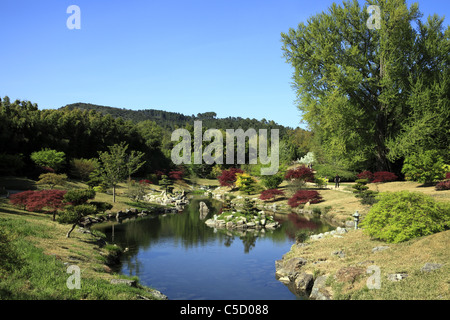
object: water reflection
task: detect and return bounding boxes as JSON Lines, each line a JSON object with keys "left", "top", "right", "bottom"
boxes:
{"left": 93, "top": 197, "right": 332, "bottom": 300}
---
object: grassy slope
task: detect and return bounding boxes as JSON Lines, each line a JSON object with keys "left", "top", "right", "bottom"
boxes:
{"left": 284, "top": 228, "right": 449, "bottom": 300}
{"left": 0, "top": 177, "right": 166, "bottom": 300}
{"left": 278, "top": 181, "right": 450, "bottom": 300}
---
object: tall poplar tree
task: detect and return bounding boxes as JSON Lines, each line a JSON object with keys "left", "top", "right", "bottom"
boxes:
{"left": 281, "top": 0, "right": 449, "bottom": 172}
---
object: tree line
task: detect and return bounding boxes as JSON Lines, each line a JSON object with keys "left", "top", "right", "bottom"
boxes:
{"left": 0, "top": 97, "right": 313, "bottom": 181}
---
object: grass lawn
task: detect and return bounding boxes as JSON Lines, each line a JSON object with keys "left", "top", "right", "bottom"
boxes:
{"left": 0, "top": 176, "right": 167, "bottom": 300}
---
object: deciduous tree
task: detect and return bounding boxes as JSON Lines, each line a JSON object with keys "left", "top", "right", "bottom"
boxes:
{"left": 98, "top": 142, "right": 145, "bottom": 202}
{"left": 281, "top": 0, "right": 448, "bottom": 172}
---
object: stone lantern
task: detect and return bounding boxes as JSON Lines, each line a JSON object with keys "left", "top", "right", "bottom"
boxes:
{"left": 352, "top": 211, "right": 360, "bottom": 230}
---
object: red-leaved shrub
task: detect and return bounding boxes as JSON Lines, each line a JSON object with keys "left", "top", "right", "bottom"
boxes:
{"left": 435, "top": 180, "right": 450, "bottom": 191}
{"left": 288, "top": 190, "right": 322, "bottom": 208}
{"left": 217, "top": 168, "right": 244, "bottom": 187}
{"left": 169, "top": 170, "right": 184, "bottom": 180}
{"left": 260, "top": 189, "right": 285, "bottom": 201}
{"left": 357, "top": 171, "right": 374, "bottom": 181}
{"left": 446, "top": 172, "right": 450, "bottom": 180}
{"left": 372, "top": 171, "right": 398, "bottom": 183}
{"left": 285, "top": 166, "right": 315, "bottom": 182}
{"left": 10, "top": 190, "right": 67, "bottom": 220}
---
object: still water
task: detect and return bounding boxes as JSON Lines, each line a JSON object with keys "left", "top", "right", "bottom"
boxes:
{"left": 93, "top": 198, "right": 332, "bottom": 300}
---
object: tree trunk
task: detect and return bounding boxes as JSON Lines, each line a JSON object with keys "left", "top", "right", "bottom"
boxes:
{"left": 113, "top": 185, "right": 116, "bottom": 203}
{"left": 66, "top": 223, "right": 77, "bottom": 238}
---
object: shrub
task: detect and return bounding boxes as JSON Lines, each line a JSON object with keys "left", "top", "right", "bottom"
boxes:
{"left": 356, "top": 171, "right": 397, "bottom": 183}
{"left": 30, "top": 148, "right": 66, "bottom": 172}
{"left": 402, "top": 150, "right": 446, "bottom": 184}
{"left": 259, "top": 189, "right": 284, "bottom": 201}
{"left": 90, "top": 201, "right": 113, "bottom": 214}
{"left": 63, "top": 189, "right": 96, "bottom": 206}
{"left": 235, "top": 173, "right": 257, "bottom": 194}
{"left": 446, "top": 172, "right": 450, "bottom": 180}
{"left": 168, "top": 170, "right": 184, "bottom": 181}
{"left": 314, "top": 164, "right": 356, "bottom": 182}
{"left": 352, "top": 179, "right": 378, "bottom": 205}
{"left": 285, "top": 165, "right": 314, "bottom": 182}
{"left": 295, "top": 229, "right": 313, "bottom": 243}
{"left": 260, "top": 174, "right": 284, "bottom": 190}
{"left": 360, "top": 191, "right": 450, "bottom": 243}
{"left": 93, "top": 186, "right": 105, "bottom": 193}
{"left": 288, "top": 190, "right": 322, "bottom": 208}
{"left": 372, "top": 171, "right": 398, "bottom": 183}
{"left": 435, "top": 180, "right": 450, "bottom": 191}
{"left": 314, "top": 176, "right": 328, "bottom": 188}
{"left": 9, "top": 190, "right": 67, "bottom": 220}
{"left": 357, "top": 171, "right": 374, "bottom": 181}
{"left": 217, "top": 168, "right": 244, "bottom": 187}
{"left": 70, "top": 158, "right": 99, "bottom": 181}
{"left": 37, "top": 173, "right": 67, "bottom": 189}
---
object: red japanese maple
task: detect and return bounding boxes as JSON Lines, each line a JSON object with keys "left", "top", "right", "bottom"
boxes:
{"left": 372, "top": 171, "right": 398, "bottom": 183}
{"left": 259, "top": 189, "right": 285, "bottom": 201}
{"left": 10, "top": 189, "right": 67, "bottom": 220}
{"left": 169, "top": 170, "right": 184, "bottom": 181}
{"left": 357, "top": 170, "right": 374, "bottom": 181}
{"left": 285, "top": 166, "right": 315, "bottom": 182}
{"left": 217, "top": 168, "right": 244, "bottom": 187}
{"left": 288, "top": 190, "right": 322, "bottom": 208}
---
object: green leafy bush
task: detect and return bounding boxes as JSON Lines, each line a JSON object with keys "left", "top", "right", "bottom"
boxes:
{"left": 352, "top": 179, "right": 378, "bottom": 205}
{"left": 360, "top": 191, "right": 450, "bottom": 243}
{"left": 402, "top": 150, "right": 446, "bottom": 184}
{"left": 260, "top": 173, "right": 284, "bottom": 190}
{"left": 314, "top": 164, "right": 356, "bottom": 182}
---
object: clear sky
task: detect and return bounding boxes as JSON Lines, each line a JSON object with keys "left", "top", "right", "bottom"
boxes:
{"left": 1, "top": 0, "right": 449, "bottom": 129}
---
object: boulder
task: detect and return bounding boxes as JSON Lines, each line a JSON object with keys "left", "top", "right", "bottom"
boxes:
{"left": 275, "top": 257, "right": 307, "bottom": 279}
{"left": 309, "top": 275, "right": 332, "bottom": 300}
{"left": 387, "top": 273, "right": 408, "bottom": 282}
{"left": 372, "top": 246, "right": 389, "bottom": 253}
{"left": 421, "top": 263, "right": 443, "bottom": 273}
{"left": 294, "top": 273, "right": 314, "bottom": 292}
{"left": 199, "top": 201, "right": 209, "bottom": 220}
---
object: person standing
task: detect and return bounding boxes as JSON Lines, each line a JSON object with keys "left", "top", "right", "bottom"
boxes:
{"left": 334, "top": 174, "right": 341, "bottom": 189}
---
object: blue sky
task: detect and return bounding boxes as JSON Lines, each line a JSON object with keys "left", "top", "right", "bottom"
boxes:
{"left": 1, "top": 0, "right": 449, "bottom": 129}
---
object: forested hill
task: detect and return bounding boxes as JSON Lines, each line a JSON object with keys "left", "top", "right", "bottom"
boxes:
{"left": 61, "top": 103, "right": 291, "bottom": 134}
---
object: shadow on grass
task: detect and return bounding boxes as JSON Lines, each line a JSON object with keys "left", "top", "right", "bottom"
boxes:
{"left": 0, "top": 176, "right": 37, "bottom": 191}
{"left": 416, "top": 182, "right": 437, "bottom": 188}
{"left": 0, "top": 198, "right": 46, "bottom": 218}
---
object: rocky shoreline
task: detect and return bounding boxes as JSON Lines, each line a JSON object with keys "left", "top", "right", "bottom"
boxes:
{"left": 275, "top": 227, "right": 350, "bottom": 300}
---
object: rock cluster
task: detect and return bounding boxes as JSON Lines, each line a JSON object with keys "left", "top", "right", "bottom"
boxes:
{"left": 143, "top": 190, "right": 189, "bottom": 209}
{"left": 204, "top": 211, "right": 280, "bottom": 230}
{"left": 309, "top": 227, "right": 349, "bottom": 241}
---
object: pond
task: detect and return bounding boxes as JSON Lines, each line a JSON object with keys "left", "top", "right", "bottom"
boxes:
{"left": 92, "top": 197, "right": 333, "bottom": 300}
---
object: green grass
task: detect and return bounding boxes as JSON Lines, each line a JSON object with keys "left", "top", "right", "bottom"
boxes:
{"left": 0, "top": 192, "right": 165, "bottom": 300}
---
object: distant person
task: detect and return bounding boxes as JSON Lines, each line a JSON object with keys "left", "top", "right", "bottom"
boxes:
{"left": 334, "top": 175, "right": 341, "bottom": 189}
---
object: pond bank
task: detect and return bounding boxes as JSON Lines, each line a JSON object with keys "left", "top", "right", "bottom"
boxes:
{"left": 275, "top": 227, "right": 450, "bottom": 300}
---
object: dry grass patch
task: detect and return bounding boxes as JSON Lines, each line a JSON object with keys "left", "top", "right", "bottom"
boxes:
{"left": 285, "top": 229, "right": 450, "bottom": 300}
{"left": 368, "top": 181, "right": 450, "bottom": 203}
